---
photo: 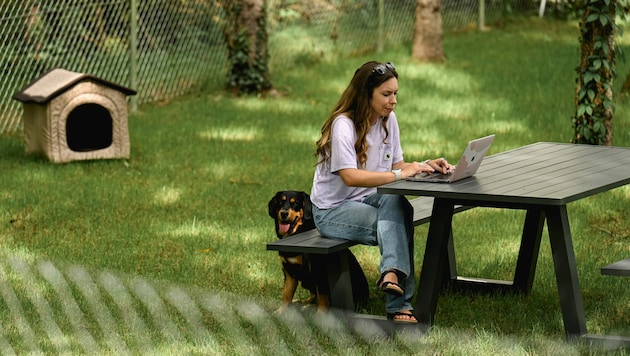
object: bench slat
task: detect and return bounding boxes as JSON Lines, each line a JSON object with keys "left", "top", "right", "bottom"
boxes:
{"left": 601, "top": 258, "right": 630, "bottom": 276}
{"left": 411, "top": 197, "right": 435, "bottom": 226}
{"left": 410, "top": 197, "right": 472, "bottom": 226}
{"left": 267, "top": 197, "right": 471, "bottom": 254}
{"left": 266, "top": 228, "right": 358, "bottom": 254}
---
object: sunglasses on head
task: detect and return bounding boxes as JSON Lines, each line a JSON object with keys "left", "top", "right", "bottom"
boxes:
{"left": 373, "top": 62, "right": 396, "bottom": 75}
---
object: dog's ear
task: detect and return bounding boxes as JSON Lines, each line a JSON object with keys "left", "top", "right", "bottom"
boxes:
{"left": 268, "top": 192, "right": 280, "bottom": 218}
{"left": 302, "top": 192, "right": 313, "bottom": 219}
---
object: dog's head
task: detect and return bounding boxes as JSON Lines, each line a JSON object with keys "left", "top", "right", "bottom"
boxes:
{"left": 268, "top": 191, "right": 314, "bottom": 239}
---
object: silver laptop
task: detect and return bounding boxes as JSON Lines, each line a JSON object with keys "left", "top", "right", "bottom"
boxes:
{"left": 406, "top": 134, "right": 495, "bottom": 183}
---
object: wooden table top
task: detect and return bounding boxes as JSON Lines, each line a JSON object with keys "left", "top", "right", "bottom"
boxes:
{"left": 378, "top": 142, "right": 630, "bottom": 206}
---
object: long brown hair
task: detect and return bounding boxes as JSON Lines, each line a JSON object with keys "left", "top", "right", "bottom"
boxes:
{"left": 315, "top": 61, "right": 398, "bottom": 168}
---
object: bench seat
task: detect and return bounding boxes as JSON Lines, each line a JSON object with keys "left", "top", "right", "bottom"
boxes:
{"left": 601, "top": 258, "right": 630, "bottom": 276}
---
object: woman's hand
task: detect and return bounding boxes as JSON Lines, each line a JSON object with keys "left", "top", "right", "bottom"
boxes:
{"left": 425, "top": 158, "right": 455, "bottom": 174}
{"left": 400, "top": 158, "right": 455, "bottom": 178}
{"left": 401, "top": 161, "right": 431, "bottom": 179}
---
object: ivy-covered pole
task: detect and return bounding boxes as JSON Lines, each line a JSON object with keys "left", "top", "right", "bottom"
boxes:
{"left": 572, "top": 0, "right": 617, "bottom": 145}
{"left": 223, "top": 0, "right": 272, "bottom": 96}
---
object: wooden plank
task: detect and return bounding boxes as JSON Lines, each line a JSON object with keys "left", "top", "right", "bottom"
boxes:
{"left": 410, "top": 197, "right": 471, "bottom": 226}
{"left": 582, "top": 334, "right": 630, "bottom": 349}
{"left": 266, "top": 229, "right": 356, "bottom": 254}
{"left": 410, "top": 197, "right": 434, "bottom": 226}
{"left": 601, "top": 258, "right": 630, "bottom": 276}
{"left": 346, "top": 313, "right": 429, "bottom": 335}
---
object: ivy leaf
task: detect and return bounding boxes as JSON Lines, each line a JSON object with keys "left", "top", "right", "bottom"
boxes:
{"left": 578, "top": 104, "right": 595, "bottom": 117}
{"left": 584, "top": 128, "right": 592, "bottom": 140}
{"left": 578, "top": 89, "right": 587, "bottom": 100}
{"left": 584, "top": 72, "right": 594, "bottom": 83}
{"left": 586, "top": 13, "right": 600, "bottom": 23}
{"left": 577, "top": 105, "right": 586, "bottom": 117}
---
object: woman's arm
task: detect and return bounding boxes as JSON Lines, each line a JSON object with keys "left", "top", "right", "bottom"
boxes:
{"left": 338, "top": 168, "right": 401, "bottom": 187}
{"left": 338, "top": 159, "right": 434, "bottom": 187}
{"left": 339, "top": 157, "right": 455, "bottom": 188}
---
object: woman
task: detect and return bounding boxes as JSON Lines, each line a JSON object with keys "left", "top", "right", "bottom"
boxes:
{"left": 310, "top": 61, "right": 453, "bottom": 323}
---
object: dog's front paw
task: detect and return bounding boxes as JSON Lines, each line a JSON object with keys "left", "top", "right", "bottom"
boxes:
{"left": 301, "top": 294, "right": 318, "bottom": 305}
{"left": 275, "top": 303, "right": 290, "bottom": 314}
{"left": 300, "top": 303, "right": 318, "bottom": 312}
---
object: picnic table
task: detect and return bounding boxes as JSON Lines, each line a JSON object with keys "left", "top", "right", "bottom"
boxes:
{"left": 377, "top": 142, "right": 630, "bottom": 345}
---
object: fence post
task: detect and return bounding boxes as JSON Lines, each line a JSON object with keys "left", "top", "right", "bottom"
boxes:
{"left": 377, "top": 0, "right": 384, "bottom": 53}
{"left": 129, "top": 0, "right": 138, "bottom": 111}
{"left": 479, "top": 0, "right": 486, "bottom": 30}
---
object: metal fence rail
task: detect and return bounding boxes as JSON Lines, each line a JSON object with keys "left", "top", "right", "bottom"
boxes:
{"left": 0, "top": 0, "right": 521, "bottom": 135}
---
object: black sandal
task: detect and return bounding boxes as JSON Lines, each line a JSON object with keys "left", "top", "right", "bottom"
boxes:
{"left": 377, "top": 270, "right": 405, "bottom": 297}
{"left": 387, "top": 311, "right": 418, "bottom": 324}
{"left": 378, "top": 280, "right": 404, "bottom": 297}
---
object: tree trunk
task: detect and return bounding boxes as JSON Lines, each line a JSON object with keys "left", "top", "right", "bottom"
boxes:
{"left": 572, "top": 0, "right": 616, "bottom": 145}
{"left": 412, "top": 0, "right": 445, "bottom": 63}
{"left": 619, "top": 72, "right": 630, "bottom": 97}
{"left": 223, "top": 0, "right": 273, "bottom": 95}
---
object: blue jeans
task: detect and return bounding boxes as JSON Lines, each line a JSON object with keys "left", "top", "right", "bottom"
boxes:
{"left": 312, "top": 193, "right": 415, "bottom": 314}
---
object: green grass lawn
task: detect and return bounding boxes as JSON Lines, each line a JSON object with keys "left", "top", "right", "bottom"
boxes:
{"left": 1, "top": 16, "right": 629, "bottom": 354}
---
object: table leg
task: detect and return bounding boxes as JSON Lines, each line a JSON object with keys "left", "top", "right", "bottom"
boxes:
{"left": 414, "top": 198, "right": 455, "bottom": 326}
{"left": 444, "top": 231, "right": 458, "bottom": 283}
{"left": 445, "top": 206, "right": 542, "bottom": 294}
{"left": 513, "top": 208, "right": 546, "bottom": 294}
{"left": 545, "top": 205, "right": 587, "bottom": 340}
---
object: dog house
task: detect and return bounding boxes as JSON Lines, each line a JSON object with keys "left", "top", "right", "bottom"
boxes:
{"left": 13, "top": 68, "right": 136, "bottom": 163}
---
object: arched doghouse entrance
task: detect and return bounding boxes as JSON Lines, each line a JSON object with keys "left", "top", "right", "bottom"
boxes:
{"left": 66, "top": 103, "right": 113, "bottom": 152}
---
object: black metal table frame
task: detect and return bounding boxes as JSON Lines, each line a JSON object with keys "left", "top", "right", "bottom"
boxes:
{"left": 377, "top": 142, "right": 630, "bottom": 345}
{"left": 418, "top": 198, "right": 585, "bottom": 338}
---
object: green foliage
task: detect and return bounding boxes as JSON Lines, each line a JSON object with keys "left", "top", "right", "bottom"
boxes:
{"left": 227, "top": 29, "right": 270, "bottom": 94}
{"left": 224, "top": 1, "right": 272, "bottom": 95}
{"left": 572, "top": 0, "right": 619, "bottom": 144}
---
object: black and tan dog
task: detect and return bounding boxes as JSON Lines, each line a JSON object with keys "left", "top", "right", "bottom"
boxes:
{"left": 268, "top": 190, "right": 368, "bottom": 313}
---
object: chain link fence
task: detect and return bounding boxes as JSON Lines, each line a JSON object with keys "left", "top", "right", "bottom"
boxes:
{"left": 0, "top": 0, "right": 529, "bottom": 135}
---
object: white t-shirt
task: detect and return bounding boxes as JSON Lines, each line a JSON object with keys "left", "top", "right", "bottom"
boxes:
{"left": 311, "top": 113, "right": 404, "bottom": 209}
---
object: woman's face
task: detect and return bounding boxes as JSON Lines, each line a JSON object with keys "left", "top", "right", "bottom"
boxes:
{"left": 370, "top": 77, "right": 398, "bottom": 120}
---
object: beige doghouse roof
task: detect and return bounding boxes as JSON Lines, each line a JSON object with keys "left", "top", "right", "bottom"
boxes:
{"left": 13, "top": 68, "right": 136, "bottom": 104}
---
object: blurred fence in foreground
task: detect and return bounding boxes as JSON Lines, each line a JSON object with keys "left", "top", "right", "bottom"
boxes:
{"left": 0, "top": 254, "right": 433, "bottom": 353}
{"left": 0, "top": 254, "right": 585, "bottom": 354}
